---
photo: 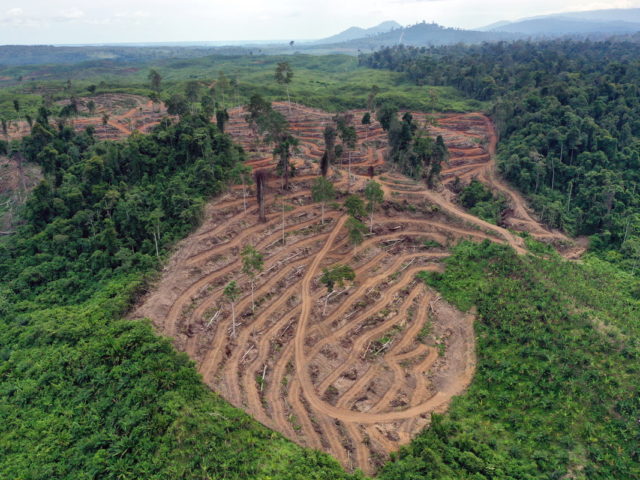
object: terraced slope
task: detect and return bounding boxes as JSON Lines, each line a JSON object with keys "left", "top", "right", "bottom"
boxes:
{"left": 5, "top": 93, "right": 166, "bottom": 141}
{"left": 132, "top": 103, "right": 583, "bottom": 474}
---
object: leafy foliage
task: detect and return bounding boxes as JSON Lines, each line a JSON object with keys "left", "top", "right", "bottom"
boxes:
{"left": 458, "top": 179, "right": 507, "bottom": 225}
{"left": 362, "top": 41, "right": 640, "bottom": 262}
{"left": 320, "top": 264, "right": 355, "bottom": 292}
{"left": 377, "top": 105, "right": 448, "bottom": 183}
{"left": 378, "top": 241, "right": 640, "bottom": 480}
{"left": 0, "top": 115, "right": 362, "bottom": 480}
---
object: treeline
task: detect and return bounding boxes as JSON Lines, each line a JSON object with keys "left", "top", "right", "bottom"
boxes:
{"left": 376, "top": 104, "right": 448, "bottom": 184}
{"left": 1, "top": 109, "right": 245, "bottom": 306}
{"left": 0, "top": 113, "right": 363, "bottom": 478}
{"left": 379, "top": 241, "right": 640, "bottom": 479}
{"left": 361, "top": 41, "right": 640, "bottom": 262}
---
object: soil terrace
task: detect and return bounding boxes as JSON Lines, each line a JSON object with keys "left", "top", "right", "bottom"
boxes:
{"left": 4, "top": 93, "right": 167, "bottom": 141}
{"left": 132, "top": 102, "right": 583, "bottom": 474}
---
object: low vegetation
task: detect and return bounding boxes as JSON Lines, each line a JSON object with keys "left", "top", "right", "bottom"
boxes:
{"left": 378, "top": 241, "right": 640, "bottom": 480}
{"left": 2, "top": 41, "right": 640, "bottom": 480}
{"left": 0, "top": 114, "right": 360, "bottom": 479}
{"left": 362, "top": 40, "right": 640, "bottom": 267}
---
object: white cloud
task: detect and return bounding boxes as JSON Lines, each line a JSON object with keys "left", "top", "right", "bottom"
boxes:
{"left": 3, "top": 0, "right": 640, "bottom": 44}
{"left": 60, "top": 7, "right": 84, "bottom": 19}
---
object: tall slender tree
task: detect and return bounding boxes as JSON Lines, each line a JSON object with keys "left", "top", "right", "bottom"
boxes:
{"left": 320, "top": 264, "right": 355, "bottom": 315}
{"left": 273, "top": 132, "right": 298, "bottom": 190}
{"left": 254, "top": 169, "right": 268, "bottom": 222}
{"left": 337, "top": 115, "right": 357, "bottom": 190}
{"left": 216, "top": 108, "right": 230, "bottom": 133}
{"left": 148, "top": 69, "right": 162, "bottom": 93}
{"left": 311, "top": 176, "right": 335, "bottom": 225}
{"left": 241, "top": 245, "right": 264, "bottom": 312}
{"left": 321, "top": 125, "right": 336, "bottom": 177}
{"left": 364, "top": 180, "right": 384, "bottom": 233}
{"left": 224, "top": 281, "right": 240, "bottom": 338}
{"left": 275, "top": 61, "right": 294, "bottom": 113}
{"left": 361, "top": 112, "right": 371, "bottom": 141}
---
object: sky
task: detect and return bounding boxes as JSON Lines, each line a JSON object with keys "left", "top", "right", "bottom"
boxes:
{"left": 0, "top": 0, "right": 639, "bottom": 45}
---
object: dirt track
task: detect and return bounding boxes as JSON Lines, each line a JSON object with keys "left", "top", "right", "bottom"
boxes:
{"left": 130, "top": 102, "right": 584, "bottom": 474}
{"left": 5, "top": 94, "right": 166, "bottom": 142}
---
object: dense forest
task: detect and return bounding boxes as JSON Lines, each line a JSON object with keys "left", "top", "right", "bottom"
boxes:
{"left": 0, "top": 113, "right": 362, "bottom": 479}
{"left": 3, "top": 39, "right": 640, "bottom": 479}
{"left": 361, "top": 41, "right": 640, "bottom": 265}
{"left": 382, "top": 240, "right": 640, "bottom": 479}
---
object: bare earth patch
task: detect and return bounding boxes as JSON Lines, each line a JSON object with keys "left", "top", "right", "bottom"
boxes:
{"left": 131, "top": 103, "right": 582, "bottom": 474}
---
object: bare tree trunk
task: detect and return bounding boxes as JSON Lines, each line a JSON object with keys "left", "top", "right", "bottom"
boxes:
{"left": 242, "top": 176, "right": 247, "bottom": 214}
{"left": 152, "top": 231, "right": 159, "bottom": 258}
{"left": 231, "top": 302, "right": 236, "bottom": 337}
{"left": 282, "top": 197, "right": 285, "bottom": 245}
{"left": 256, "top": 174, "right": 266, "bottom": 222}
{"left": 370, "top": 207, "right": 374, "bottom": 233}
{"left": 321, "top": 201, "right": 325, "bottom": 225}
{"left": 259, "top": 187, "right": 265, "bottom": 222}
{"left": 286, "top": 85, "right": 291, "bottom": 114}
{"left": 348, "top": 150, "right": 352, "bottom": 192}
{"left": 260, "top": 363, "right": 267, "bottom": 391}
{"left": 283, "top": 152, "right": 290, "bottom": 190}
{"left": 15, "top": 153, "right": 26, "bottom": 203}
{"left": 251, "top": 280, "right": 255, "bottom": 312}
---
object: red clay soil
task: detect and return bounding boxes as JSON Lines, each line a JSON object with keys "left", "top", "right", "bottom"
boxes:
{"left": 131, "top": 102, "right": 584, "bottom": 474}
{"left": 5, "top": 93, "right": 169, "bottom": 142}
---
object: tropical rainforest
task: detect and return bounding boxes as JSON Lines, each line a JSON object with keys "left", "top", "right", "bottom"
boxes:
{"left": 1, "top": 37, "right": 639, "bottom": 480}
{"left": 362, "top": 40, "right": 640, "bottom": 268}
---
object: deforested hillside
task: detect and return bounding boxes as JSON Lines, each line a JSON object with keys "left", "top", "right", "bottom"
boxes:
{"left": 132, "top": 100, "right": 582, "bottom": 474}
{"left": 1, "top": 41, "right": 640, "bottom": 480}
{"left": 361, "top": 40, "right": 640, "bottom": 270}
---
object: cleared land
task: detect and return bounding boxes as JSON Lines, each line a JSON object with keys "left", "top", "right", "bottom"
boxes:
{"left": 4, "top": 93, "right": 166, "bottom": 141}
{"left": 132, "top": 102, "right": 582, "bottom": 474}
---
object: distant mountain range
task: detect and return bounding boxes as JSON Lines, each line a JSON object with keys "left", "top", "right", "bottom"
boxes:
{"left": 310, "top": 21, "right": 401, "bottom": 45}
{"left": 478, "top": 8, "right": 640, "bottom": 36}
{"left": 295, "top": 21, "right": 517, "bottom": 53}
{"left": 3, "top": 8, "right": 640, "bottom": 65}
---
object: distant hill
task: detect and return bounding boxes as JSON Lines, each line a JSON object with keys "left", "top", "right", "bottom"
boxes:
{"left": 480, "top": 8, "right": 640, "bottom": 36}
{"left": 311, "top": 22, "right": 518, "bottom": 51}
{"left": 311, "top": 21, "right": 401, "bottom": 45}
{"left": 0, "top": 44, "right": 250, "bottom": 66}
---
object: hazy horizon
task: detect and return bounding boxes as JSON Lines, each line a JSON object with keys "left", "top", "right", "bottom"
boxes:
{"left": 0, "top": 0, "right": 638, "bottom": 45}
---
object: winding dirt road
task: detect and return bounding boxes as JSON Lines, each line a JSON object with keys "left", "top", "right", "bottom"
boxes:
{"left": 131, "top": 102, "right": 582, "bottom": 474}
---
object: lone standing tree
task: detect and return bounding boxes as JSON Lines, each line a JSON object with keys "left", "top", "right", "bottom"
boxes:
{"left": 361, "top": 112, "right": 371, "bottom": 141}
{"left": 101, "top": 113, "right": 110, "bottom": 135}
{"left": 364, "top": 180, "right": 384, "bottom": 233}
{"left": 321, "top": 125, "right": 336, "bottom": 177}
{"left": 346, "top": 216, "right": 367, "bottom": 253}
{"left": 148, "top": 69, "right": 162, "bottom": 94}
{"left": 275, "top": 61, "right": 293, "bottom": 113}
{"left": 254, "top": 170, "right": 268, "bottom": 222}
{"left": 320, "top": 264, "right": 355, "bottom": 315}
{"left": 273, "top": 132, "right": 298, "bottom": 190}
{"left": 224, "top": 280, "right": 240, "bottom": 338}
{"left": 241, "top": 245, "right": 264, "bottom": 312}
{"left": 311, "top": 176, "right": 335, "bottom": 225}
{"left": 216, "top": 108, "right": 230, "bottom": 133}
{"left": 337, "top": 116, "right": 357, "bottom": 190}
